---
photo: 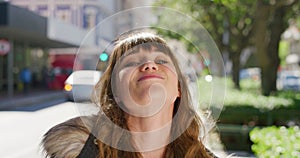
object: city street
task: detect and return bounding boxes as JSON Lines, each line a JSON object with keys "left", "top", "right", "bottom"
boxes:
{"left": 0, "top": 102, "right": 99, "bottom": 158}
{"left": 0, "top": 0, "right": 299, "bottom": 157}
{"left": 0, "top": 101, "right": 253, "bottom": 158}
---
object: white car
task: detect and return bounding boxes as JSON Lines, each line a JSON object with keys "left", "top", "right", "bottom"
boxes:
{"left": 64, "top": 70, "right": 102, "bottom": 102}
{"left": 277, "top": 70, "right": 300, "bottom": 91}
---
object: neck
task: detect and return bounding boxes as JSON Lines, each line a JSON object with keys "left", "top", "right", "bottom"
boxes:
{"left": 126, "top": 103, "right": 174, "bottom": 154}
{"left": 127, "top": 112, "right": 172, "bottom": 131}
{"left": 141, "top": 148, "right": 166, "bottom": 158}
{"left": 127, "top": 102, "right": 174, "bottom": 131}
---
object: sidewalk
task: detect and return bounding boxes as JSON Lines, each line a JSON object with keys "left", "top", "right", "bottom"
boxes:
{"left": 0, "top": 89, "right": 67, "bottom": 111}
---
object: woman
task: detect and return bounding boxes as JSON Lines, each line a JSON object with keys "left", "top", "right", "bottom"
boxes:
{"left": 42, "top": 31, "right": 217, "bottom": 158}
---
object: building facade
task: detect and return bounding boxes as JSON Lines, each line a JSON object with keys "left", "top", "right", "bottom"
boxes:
{"left": 0, "top": 0, "right": 156, "bottom": 96}
{"left": 10, "top": 0, "right": 117, "bottom": 45}
{"left": 0, "top": 0, "right": 118, "bottom": 95}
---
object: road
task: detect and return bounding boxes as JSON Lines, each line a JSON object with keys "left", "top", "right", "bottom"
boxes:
{"left": 0, "top": 101, "right": 98, "bottom": 158}
{"left": 0, "top": 101, "right": 254, "bottom": 158}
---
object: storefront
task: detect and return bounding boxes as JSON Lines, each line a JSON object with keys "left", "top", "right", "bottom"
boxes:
{"left": 0, "top": 2, "right": 85, "bottom": 97}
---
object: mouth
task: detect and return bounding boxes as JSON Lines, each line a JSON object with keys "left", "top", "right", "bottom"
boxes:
{"left": 138, "top": 75, "right": 164, "bottom": 82}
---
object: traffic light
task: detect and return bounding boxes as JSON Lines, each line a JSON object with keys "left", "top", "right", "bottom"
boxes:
{"left": 99, "top": 52, "right": 109, "bottom": 62}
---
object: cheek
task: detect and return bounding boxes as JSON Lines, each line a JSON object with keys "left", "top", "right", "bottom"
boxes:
{"left": 118, "top": 67, "right": 136, "bottom": 82}
{"left": 163, "top": 64, "right": 177, "bottom": 77}
{"left": 118, "top": 69, "right": 129, "bottom": 83}
{"left": 161, "top": 64, "right": 178, "bottom": 82}
{"left": 170, "top": 77, "right": 179, "bottom": 95}
{"left": 115, "top": 68, "right": 135, "bottom": 95}
{"left": 161, "top": 66, "right": 179, "bottom": 97}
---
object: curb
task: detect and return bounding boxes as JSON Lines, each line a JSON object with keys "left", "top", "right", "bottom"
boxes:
{"left": 0, "top": 91, "right": 67, "bottom": 110}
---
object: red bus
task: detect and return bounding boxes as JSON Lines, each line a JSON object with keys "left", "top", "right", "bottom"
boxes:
{"left": 48, "top": 54, "right": 75, "bottom": 90}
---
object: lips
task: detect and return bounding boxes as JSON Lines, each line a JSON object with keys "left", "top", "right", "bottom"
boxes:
{"left": 138, "top": 74, "right": 164, "bottom": 82}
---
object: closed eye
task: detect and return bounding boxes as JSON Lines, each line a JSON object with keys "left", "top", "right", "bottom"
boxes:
{"left": 124, "top": 62, "right": 140, "bottom": 67}
{"left": 155, "top": 59, "right": 168, "bottom": 64}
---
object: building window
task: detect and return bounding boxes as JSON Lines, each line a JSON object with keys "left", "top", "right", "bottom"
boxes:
{"left": 36, "top": 5, "right": 48, "bottom": 17}
{"left": 83, "top": 5, "right": 97, "bottom": 29}
{"left": 56, "top": 5, "right": 72, "bottom": 23}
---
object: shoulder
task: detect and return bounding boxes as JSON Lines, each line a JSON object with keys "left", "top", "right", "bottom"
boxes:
{"left": 41, "top": 116, "right": 96, "bottom": 158}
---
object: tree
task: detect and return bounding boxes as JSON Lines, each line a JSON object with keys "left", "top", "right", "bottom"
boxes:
{"left": 155, "top": 0, "right": 300, "bottom": 95}
{"left": 198, "top": 0, "right": 256, "bottom": 90}
{"left": 252, "top": 0, "right": 300, "bottom": 96}
{"left": 155, "top": 0, "right": 255, "bottom": 89}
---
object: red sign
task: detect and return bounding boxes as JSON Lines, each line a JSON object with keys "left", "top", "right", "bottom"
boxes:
{"left": 0, "top": 39, "right": 10, "bottom": 55}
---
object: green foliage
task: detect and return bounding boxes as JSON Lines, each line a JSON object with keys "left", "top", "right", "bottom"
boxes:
{"left": 296, "top": 18, "right": 300, "bottom": 28}
{"left": 250, "top": 126, "right": 300, "bottom": 157}
{"left": 154, "top": 28, "right": 200, "bottom": 53}
{"left": 198, "top": 77, "right": 295, "bottom": 110}
{"left": 279, "top": 41, "right": 289, "bottom": 66}
{"left": 154, "top": 0, "right": 256, "bottom": 53}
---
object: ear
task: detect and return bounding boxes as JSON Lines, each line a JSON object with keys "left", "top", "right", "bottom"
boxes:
{"left": 177, "top": 83, "right": 181, "bottom": 98}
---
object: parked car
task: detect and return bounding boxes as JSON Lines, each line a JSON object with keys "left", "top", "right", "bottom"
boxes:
{"left": 64, "top": 70, "right": 102, "bottom": 102}
{"left": 277, "top": 70, "right": 300, "bottom": 91}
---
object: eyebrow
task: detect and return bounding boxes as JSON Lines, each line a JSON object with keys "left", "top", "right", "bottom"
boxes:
{"left": 123, "top": 49, "right": 140, "bottom": 58}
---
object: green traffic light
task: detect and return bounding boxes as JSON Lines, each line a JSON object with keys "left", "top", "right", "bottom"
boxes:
{"left": 99, "top": 53, "right": 108, "bottom": 61}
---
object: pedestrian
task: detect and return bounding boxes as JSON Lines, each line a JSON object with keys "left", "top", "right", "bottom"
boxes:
{"left": 41, "top": 31, "right": 217, "bottom": 157}
{"left": 41, "top": 66, "right": 49, "bottom": 89}
{"left": 20, "top": 67, "right": 32, "bottom": 94}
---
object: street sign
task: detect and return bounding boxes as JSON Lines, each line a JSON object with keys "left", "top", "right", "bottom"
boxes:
{"left": 0, "top": 39, "right": 10, "bottom": 56}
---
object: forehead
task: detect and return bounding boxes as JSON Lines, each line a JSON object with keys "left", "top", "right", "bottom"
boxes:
{"left": 122, "top": 43, "right": 170, "bottom": 58}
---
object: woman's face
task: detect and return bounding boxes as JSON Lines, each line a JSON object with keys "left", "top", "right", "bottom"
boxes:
{"left": 113, "top": 46, "right": 180, "bottom": 117}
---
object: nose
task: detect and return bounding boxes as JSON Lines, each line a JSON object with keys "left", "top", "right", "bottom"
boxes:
{"left": 140, "top": 61, "right": 158, "bottom": 71}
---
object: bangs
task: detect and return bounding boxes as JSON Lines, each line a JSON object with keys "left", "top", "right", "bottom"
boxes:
{"left": 121, "top": 40, "right": 172, "bottom": 58}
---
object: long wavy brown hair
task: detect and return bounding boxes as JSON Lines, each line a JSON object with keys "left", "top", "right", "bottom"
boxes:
{"left": 92, "top": 30, "right": 214, "bottom": 158}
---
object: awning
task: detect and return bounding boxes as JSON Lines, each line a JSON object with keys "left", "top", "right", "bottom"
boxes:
{"left": 0, "top": 2, "right": 90, "bottom": 48}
